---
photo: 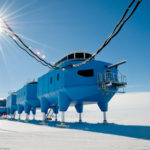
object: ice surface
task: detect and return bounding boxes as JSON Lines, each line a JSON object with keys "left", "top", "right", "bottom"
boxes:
{"left": 0, "top": 92, "right": 150, "bottom": 150}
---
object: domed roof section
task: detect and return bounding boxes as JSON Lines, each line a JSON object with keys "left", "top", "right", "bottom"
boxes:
{"left": 55, "top": 51, "right": 93, "bottom": 66}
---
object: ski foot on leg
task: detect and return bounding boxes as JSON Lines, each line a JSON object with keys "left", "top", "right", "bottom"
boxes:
{"left": 56, "top": 122, "right": 69, "bottom": 128}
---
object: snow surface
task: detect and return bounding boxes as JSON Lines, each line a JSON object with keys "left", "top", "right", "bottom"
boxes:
{"left": 0, "top": 92, "right": 150, "bottom": 150}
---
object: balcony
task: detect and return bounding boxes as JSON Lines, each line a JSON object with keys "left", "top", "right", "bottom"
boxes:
{"left": 97, "top": 71, "right": 127, "bottom": 93}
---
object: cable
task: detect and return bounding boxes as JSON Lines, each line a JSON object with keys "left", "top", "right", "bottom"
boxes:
{"left": 72, "top": 0, "right": 142, "bottom": 67}
{"left": 4, "top": 30, "right": 52, "bottom": 68}
{"left": 1, "top": 0, "right": 142, "bottom": 70}
{"left": 112, "top": 0, "right": 135, "bottom": 35}
{"left": 2, "top": 19, "right": 58, "bottom": 69}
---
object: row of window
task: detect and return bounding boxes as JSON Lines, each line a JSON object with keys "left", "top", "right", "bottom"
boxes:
{"left": 55, "top": 52, "right": 92, "bottom": 66}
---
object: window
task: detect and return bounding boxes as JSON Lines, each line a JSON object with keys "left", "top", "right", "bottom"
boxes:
{"left": 85, "top": 53, "right": 92, "bottom": 59}
{"left": 55, "top": 56, "right": 67, "bottom": 66}
{"left": 61, "top": 56, "right": 67, "bottom": 62}
{"left": 55, "top": 60, "right": 61, "bottom": 66}
{"left": 68, "top": 54, "right": 74, "bottom": 60}
{"left": 57, "top": 73, "right": 59, "bottom": 81}
{"left": 50, "top": 77, "right": 53, "bottom": 84}
{"left": 75, "top": 53, "right": 84, "bottom": 59}
{"left": 78, "top": 69, "right": 94, "bottom": 77}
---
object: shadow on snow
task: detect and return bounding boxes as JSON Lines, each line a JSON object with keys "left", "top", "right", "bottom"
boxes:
{"left": 6, "top": 119, "right": 150, "bottom": 140}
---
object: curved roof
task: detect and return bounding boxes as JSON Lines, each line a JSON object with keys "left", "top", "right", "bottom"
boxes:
{"left": 55, "top": 51, "right": 93, "bottom": 66}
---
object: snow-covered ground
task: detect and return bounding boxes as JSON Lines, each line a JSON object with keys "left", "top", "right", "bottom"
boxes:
{"left": 0, "top": 92, "right": 150, "bottom": 150}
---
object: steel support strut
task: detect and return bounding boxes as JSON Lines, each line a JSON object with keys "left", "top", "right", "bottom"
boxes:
{"left": 103, "top": 111, "right": 107, "bottom": 123}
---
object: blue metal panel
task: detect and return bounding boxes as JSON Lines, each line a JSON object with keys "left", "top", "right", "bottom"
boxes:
{"left": 6, "top": 93, "right": 17, "bottom": 115}
{"left": 0, "top": 108, "right": 6, "bottom": 114}
{"left": 2, "top": 51, "right": 126, "bottom": 122}
{"left": 16, "top": 86, "right": 27, "bottom": 105}
{"left": 37, "top": 58, "right": 119, "bottom": 114}
{"left": 0, "top": 100, "right": 6, "bottom": 107}
{"left": 0, "top": 99, "right": 6, "bottom": 115}
{"left": 27, "top": 83, "right": 38, "bottom": 100}
{"left": 16, "top": 82, "right": 40, "bottom": 114}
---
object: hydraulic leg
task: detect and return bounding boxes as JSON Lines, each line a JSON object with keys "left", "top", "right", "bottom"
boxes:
{"left": 40, "top": 98, "right": 49, "bottom": 122}
{"left": 10, "top": 114, "right": 13, "bottom": 120}
{"left": 61, "top": 111, "right": 65, "bottom": 124}
{"left": 10, "top": 108, "right": 15, "bottom": 119}
{"left": 17, "top": 105, "right": 23, "bottom": 120}
{"left": 97, "top": 102, "right": 108, "bottom": 123}
{"left": 103, "top": 111, "right": 107, "bottom": 123}
{"left": 13, "top": 113, "right": 16, "bottom": 119}
{"left": 42, "top": 112, "right": 46, "bottom": 122}
{"left": 7, "top": 109, "right": 10, "bottom": 119}
{"left": 25, "top": 103, "right": 30, "bottom": 121}
{"left": 32, "top": 108, "right": 36, "bottom": 120}
{"left": 79, "top": 113, "right": 82, "bottom": 122}
{"left": 11, "top": 114, "right": 15, "bottom": 119}
{"left": 55, "top": 114, "right": 58, "bottom": 121}
{"left": 18, "top": 114, "right": 21, "bottom": 120}
{"left": 25, "top": 113, "right": 29, "bottom": 121}
{"left": 53, "top": 106, "right": 58, "bottom": 121}
{"left": 75, "top": 104, "right": 83, "bottom": 122}
{"left": 33, "top": 114, "right": 35, "bottom": 120}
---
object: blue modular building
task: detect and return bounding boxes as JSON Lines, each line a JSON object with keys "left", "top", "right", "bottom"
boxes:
{"left": 0, "top": 99, "right": 6, "bottom": 116}
{"left": 6, "top": 93, "right": 17, "bottom": 118}
{"left": 16, "top": 81, "right": 40, "bottom": 120}
{"left": 0, "top": 99, "right": 6, "bottom": 107}
{"left": 37, "top": 52, "right": 126, "bottom": 123}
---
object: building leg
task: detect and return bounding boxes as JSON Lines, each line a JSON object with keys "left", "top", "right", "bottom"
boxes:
{"left": 18, "top": 114, "right": 21, "bottom": 120}
{"left": 61, "top": 111, "right": 65, "bottom": 124}
{"left": 55, "top": 114, "right": 57, "bottom": 121}
{"left": 17, "top": 105, "right": 23, "bottom": 120}
{"left": 42, "top": 112, "right": 46, "bottom": 122}
{"left": 12, "top": 114, "right": 15, "bottom": 119}
{"left": 79, "top": 113, "right": 82, "bottom": 122}
{"left": 75, "top": 104, "right": 83, "bottom": 122}
{"left": 32, "top": 115, "right": 35, "bottom": 120}
{"left": 13, "top": 114, "right": 16, "bottom": 119}
{"left": 97, "top": 102, "right": 108, "bottom": 123}
{"left": 32, "top": 108, "right": 36, "bottom": 120}
{"left": 25, "top": 113, "right": 29, "bottom": 121}
{"left": 103, "top": 111, "right": 107, "bottom": 123}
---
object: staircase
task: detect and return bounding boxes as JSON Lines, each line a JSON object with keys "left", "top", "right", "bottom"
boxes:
{"left": 46, "top": 109, "right": 54, "bottom": 120}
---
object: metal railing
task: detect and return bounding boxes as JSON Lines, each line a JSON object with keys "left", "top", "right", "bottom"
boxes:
{"left": 104, "top": 71, "right": 127, "bottom": 84}
{"left": 97, "top": 71, "right": 127, "bottom": 93}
